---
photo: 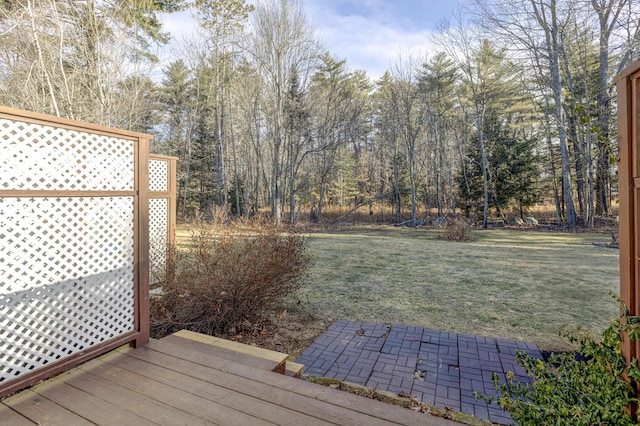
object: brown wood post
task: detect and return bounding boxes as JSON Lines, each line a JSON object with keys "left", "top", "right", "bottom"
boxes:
{"left": 135, "top": 137, "right": 151, "bottom": 347}
{"left": 616, "top": 60, "right": 640, "bottom": 416}
{"left": 168, "top": 156, "right": 178, "bottom": 248}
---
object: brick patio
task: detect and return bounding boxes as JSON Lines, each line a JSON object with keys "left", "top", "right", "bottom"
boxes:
{"left": 296, "top": 320, "right": 542, "bottom": 425}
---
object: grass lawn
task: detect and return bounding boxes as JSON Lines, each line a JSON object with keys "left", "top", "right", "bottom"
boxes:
{"left": 299, "top": 228, "right": 619, "bottom": 352}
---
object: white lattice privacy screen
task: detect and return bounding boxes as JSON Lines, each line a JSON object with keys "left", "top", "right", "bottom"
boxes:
{"left": 0, "top": 112, "right": 148, "bottom": 391}
{"left": 0, "top": 197, "right": 135, "bottom": 381}
{"left": 0, "top": 119, "right": 135, "bottom": 191}
{"left": 149, "top": 158, "right": 169, "bottom": 281}
{"left": 149, "top": 158, "right": 168, "bottom": 192}
{"left": 148, "top": 155, "right": 176, "bottom": 285}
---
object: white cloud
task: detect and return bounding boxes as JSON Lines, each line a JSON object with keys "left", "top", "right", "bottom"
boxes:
{"left": 305, "top": 0, "right": 446, "bottom": 80}
{"left": 158, "top": 9, "right": 203, "bottom": 67}
{"left": 160, "top": 10, "right": 196, "bottom": 43}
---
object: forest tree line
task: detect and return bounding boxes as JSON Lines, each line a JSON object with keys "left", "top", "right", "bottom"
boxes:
{"left": 1, "top": 0, "right": 639, "bottom": 227}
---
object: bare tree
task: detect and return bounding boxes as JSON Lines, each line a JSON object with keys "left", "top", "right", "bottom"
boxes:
{"left": 244, "top": 0, "right": 320, "bottom": 224}
{"left": 0, "top": 0, "right": 178, "bottom": 127}
{"left": 419, "top": 53, "right": 459, "bottom": 218}
{"left": 194, "top": 0, "right": 254, "bottom": 207}
{"left": 589, "top": 0, "right": 637, "bottom": 216}
{"left": 373, "top": 72, "right": 404, "bottom": 223}
{"left": 307, "top": 54, "right": 369, "bottom": 222}
{"left": 389, "top": 55, "right": 425, "bottom": 226}
{"left": 471, "top": 0, "right": 578, "bottom": 225}
{"left": 434, "top": 22, "right": 493, "bottom": 228}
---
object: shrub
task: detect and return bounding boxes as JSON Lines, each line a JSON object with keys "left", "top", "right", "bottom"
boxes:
{"left": 150, "top": 218, "right": 313, "bottom": 338}
{"left": 440, "top": 218, "right": 473, "bottom": 241}
{"left": 480, "top": 302, "right": 640, "bottom": 425}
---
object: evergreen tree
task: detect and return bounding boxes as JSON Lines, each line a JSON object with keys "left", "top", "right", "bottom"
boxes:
{"left": 459, "top": 113, "right": 541, "bottom": 221}
{"left": 159, "top": 59, "right": 196, "bottom": 218}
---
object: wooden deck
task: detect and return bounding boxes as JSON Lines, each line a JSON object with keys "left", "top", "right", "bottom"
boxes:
{"left": 0, "top": 334, "right": 459, "bottom": 426}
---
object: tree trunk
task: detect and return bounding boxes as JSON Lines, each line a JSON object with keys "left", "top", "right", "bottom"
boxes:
{"left": 409, "top": 149, "right": 417, "bottom": 226}
{"left": 392, "top": 135, "right": 402, "bottom": 223}
{"left": 567, "top": 112, "right": 585, "bottom": 217}
{"left": 214, "top": 101, "right": 225, "bottom": 206}
{"left": 480, "top": 127, "right": 490, "bottom": 229}
{"left": 289, "top": 149, "right": 296, "bottom": 224}
{"left": 532, "top": 0, "right": 577, "bottom": 225}
{"left": 591, "top": 0, "right": 628, "bottom": 217}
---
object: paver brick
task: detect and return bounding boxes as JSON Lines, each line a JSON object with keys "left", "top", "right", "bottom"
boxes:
{"left": 461, "top": 402, "right": 475, "bottom": 415}
{"left": 412, "top": 377, "right": 437, "bottom": 389}
{"left": 417, "top": 392, "right": 436, "bottom": 406}
{"left": 369, "top": 371, "right": 393, "bottom": 382}
{"left": 435, "top": 385, "right": 451, "bottom": 397}
{"left": 366, "top": 380, "right": 389, "bottom": 392}
{"left": 378, "top": 352, "right": 399, "bottom": 361}
{"left": 393, "top": 365, "right": 415, "bottom": 375}
{"left": 373, "top": 362, "right": 395, "bottom": 375}
{"left": 362, "top": 349, "right": 380, "bottom": 360}
{"left": 435, "top": 396, "right": 460, "bottom": 411}
{"left": 437, "top": 378, "right": 459, "bottom": 389}
{"left": 488, "top": 407, "right": 514, "bottom": 425}
{"left": 300, "top": 346, "right": 324, "bottom": 358}
{"left": 382, "top": 345, "right": 401, "bottom": 355}
{"left": 344, "top": 375, "right": 367, "bottom": 385}
{"left": 460, "top": 390, "right": 478, "bottom": 405}
{"left": 458, "top": 356, "right": 481, "bottom": 369}
{"left": 356, "top": 358, "right": 377, "bottom": 367}
{"left": 473, "top": 404, "right": 490, "bottom": 419}
{"left": 310, "top": 358, "right": 333, "bottom": 370}
{"left": 349, "top": 364, "right": 373, "bottom": 379}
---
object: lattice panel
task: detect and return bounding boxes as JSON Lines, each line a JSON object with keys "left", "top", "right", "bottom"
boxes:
{"left": 0, "top": 197, "right": 135, "bottom": 383}
{"left": 149, "top": 159, "right": 168, "bottom": 192}
{"left": 149, "top": 198, "right": 168, "bottom": 281}
{"left": 0, "top": 119, "right": 134, "bottom": 191}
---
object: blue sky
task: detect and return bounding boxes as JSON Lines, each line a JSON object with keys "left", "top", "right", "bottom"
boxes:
{"left": 160, "top": 0, "right": 461, "bottom": 80}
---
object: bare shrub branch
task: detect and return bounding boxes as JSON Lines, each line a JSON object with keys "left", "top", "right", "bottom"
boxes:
{"left": 150, "top": 218, "right": 313, "bottom": 338}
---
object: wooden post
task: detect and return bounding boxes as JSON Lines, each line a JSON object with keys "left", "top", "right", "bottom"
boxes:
{"left": 168, "top": 156, "right": 178, "bottom": 248}
{"left": 135, "top": 137, "right": 151, "bottom": 347}
{"left": 616, "top": 60, "right": 640, "bottom": 416}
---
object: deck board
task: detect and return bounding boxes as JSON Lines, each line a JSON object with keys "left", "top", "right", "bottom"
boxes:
{"left": 78, "top": 356, "right": 272, "bottom": 426}
{"left": 61, "top": 365, "right": 212, "bottom": 425}
{"left": 0, "top": 334, "right": 460, "bottom": 426}
{"left": 124, "top": 341, "right": 384, "bottom": 426}
{"left": 0, "top": 404, "right": 36, "bottom": 426}
{"left": 162, "top": 333, "right": 285, "bottom": 372}
{"left": 174, "top": 329, "right": 290, "bottom": 364}
{"left": 3, "top": 388, "right": 94, "bottom": 426}
{"left": 34, "top": 379, "right": 156, "bottom": 426}
{"left": 103, "top": 350, "right": 328, "bottom": 426}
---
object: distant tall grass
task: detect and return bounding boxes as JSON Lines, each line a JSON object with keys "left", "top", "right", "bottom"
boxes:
{"left": 287, "top": 202, "right": 610, "bottom": 226}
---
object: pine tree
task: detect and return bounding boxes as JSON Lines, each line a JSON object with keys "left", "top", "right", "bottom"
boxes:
{"left": 459, "top": 113, "right": 541, "bottom": 221}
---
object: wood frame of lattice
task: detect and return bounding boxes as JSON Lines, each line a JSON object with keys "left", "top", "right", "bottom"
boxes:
{"left": 0, "top": 106, "right": 161, "bottom": 398}
{"left": 617, "top": 60, "right": 640, "bottom": 413}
